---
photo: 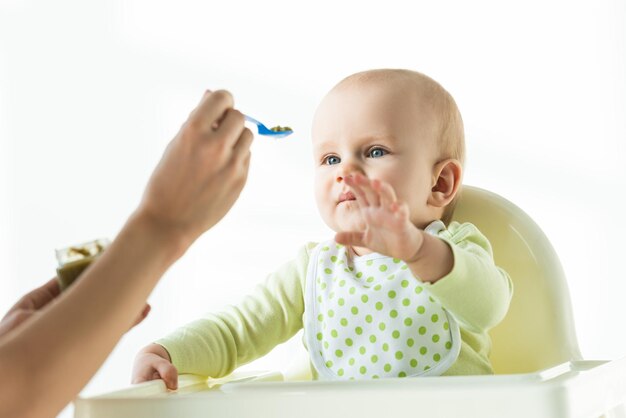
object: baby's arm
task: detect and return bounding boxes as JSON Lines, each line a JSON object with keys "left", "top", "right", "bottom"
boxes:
{"left": 335, "top": 174, "right": 452, "bottom": 282}
{"left": 132, "top": 245, "right": 311, "bottom": 387}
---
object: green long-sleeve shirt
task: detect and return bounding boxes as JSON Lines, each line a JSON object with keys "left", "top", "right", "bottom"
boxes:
{"left": 157, "top": 222, "right": 513, "bottom": 378}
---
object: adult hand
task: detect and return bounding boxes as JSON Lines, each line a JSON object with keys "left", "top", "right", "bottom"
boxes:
{"left": 0, "top": 278, "right": 60, "bottom": 338}
{"left": 0, "top": 278, "right": 152, "bottom": 339}
{"left": 137, "top": 90, "right": 254, "bottom": 251}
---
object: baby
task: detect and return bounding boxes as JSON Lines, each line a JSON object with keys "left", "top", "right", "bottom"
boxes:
{"left": 132, "top": 69, "right": 513, "bottom": 387}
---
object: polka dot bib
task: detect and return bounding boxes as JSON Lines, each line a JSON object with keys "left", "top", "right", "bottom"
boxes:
{"left": 304, "top": 221, "right": 461, "bottom": 380}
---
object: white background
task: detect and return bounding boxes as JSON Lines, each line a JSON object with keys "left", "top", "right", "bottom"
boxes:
{"left": 0, "top": 1, "right": 625, "bottom": 416}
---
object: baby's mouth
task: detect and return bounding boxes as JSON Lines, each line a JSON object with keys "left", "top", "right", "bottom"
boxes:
{"left": 338, "top": 191, "right": 357, "bottom": 204}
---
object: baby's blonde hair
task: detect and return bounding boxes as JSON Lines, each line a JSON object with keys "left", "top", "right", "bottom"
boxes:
{"left": 337, "top": 69, "right": 465, "bottom": 225}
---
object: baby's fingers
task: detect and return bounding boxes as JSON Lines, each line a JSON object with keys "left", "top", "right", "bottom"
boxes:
{"left": 153, "top": 358, "right": 179, "bottom": 390}
{"left": 372, "top": 179, "right": 397, "bottom": 209}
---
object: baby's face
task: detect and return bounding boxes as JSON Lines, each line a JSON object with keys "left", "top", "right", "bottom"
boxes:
{"left": 312, "top": 81, "right": 442, "bottom": 234}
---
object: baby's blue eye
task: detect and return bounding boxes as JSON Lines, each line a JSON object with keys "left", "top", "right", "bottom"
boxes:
{"left": 369, "top": 148, "right": 387, "bottom": 158}
{"left": 325, "top": 155, "right": 341, "bottom": 165}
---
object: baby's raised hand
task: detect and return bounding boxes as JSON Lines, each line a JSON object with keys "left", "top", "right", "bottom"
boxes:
{"left": 335, "top": 174, "right": 424, "bottom": 261}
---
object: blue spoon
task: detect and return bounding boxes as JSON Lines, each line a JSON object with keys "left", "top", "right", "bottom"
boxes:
{"left": 244, "top": 114, "right": 293, "bottom": 139}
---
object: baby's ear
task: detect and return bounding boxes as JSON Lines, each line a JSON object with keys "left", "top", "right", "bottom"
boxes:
{"left": 428, "top": 159, "right": 462, "bottom": 208}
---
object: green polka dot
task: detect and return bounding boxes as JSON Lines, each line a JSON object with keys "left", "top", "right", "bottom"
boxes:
{"left": 417, "top": 306, "right": 425, "bottom": 314}
{"left": 355, "top": 326, "right": 363, "bottom": 335}
{"left": 375, "top": 302, "right": 384, "bottom": 311}
{"left": 324, "top": 341, "right": 329, "bottom": 349}
{"left": 316, "top": 277, "right": 321, "bottom": 283}
{"left": 318, "top": 296, "right": 322, "bottom": 303}
{"left": 351, "top": 306, "right": 359, "bottom": 315}
{"left": 415, "top": 286, "right": 423, "bottom": 294}
{"left": 338, "top": 298, "right": 345, "bottom": 306}
{"left": 398, "top": 371, "right": 407, "bottom": 377}
{"left": 320, "top": 283, "right": 327, "bottom": 290}
{"left": 348, "top": 266, "right": 354, "bottom": 272}
{"left": 326, "top": 360, "right": 333, "bottom": 368}
{"left": 339, "top": 279, "right": 346, "bottom": 287}
{"left": 445, "top": 341, "right": 452, "bottom": 350}
{"left": 407, "top": 338, "right": 415, "bottom": 347}
{"left": 389, "top": 309, "right": 398, "bottom": 318}
{"left": 373, "top": 375, "right": 380, "bottom": 379}
{"left": 356, "top": 272, "right": 363, "bottom": 278}
{"left": 410, "top": 359, "right": 418, "bottom": 367}
{"left": 432, "top": 334, "right": 440, "bottom": 343}
{"left": 418, "top": 326, "right": 426, "bottom": 335}
{"left": 378, "top": 322, "right": 386, "bottom": 331}
{"left": 322, "top": 246, "right": 330, "bottom": 251}
{"left": 379, "top": 264, "right": 388, "bottom": 272}
{"left": 345, "top": 338, "right": 354, "bottom": 346}
{"left": 365, "top": 314, "right": 373, "bottom": 323}
{"left": 331, "top": 329, "right": 338, "bottom": 338}
{"left": 395, "top": 351, "right": 404, "bottom": 360}
{"left": 324, "top": 268, "right": 332, "bottom": 274}
{"left": 366, "top": 276, "right": 375, "bottom": 283}
{"left": 335, "top": 349, "right": 344, "bottom": 357}
{"left": 382, "top": 343, "right": 389, "bottom": 351}
{"left": 387, "top": 274, "right": 395, "bottom": 281}
{"left": 393, "top": 258, "right": 401, "bottom": 263}
{"left": 349, "top": 358, "right": 356, "bottom": 366}
{"left": 349, "top": 287, "right": 356, "bottom": 295}
{"left": 388, "top": 290, "right": 397, "bottom": 299}
{"left": 371, "top": 355, "right": 379, "bottom": 363}
{"left": 433, "top": 353, "right": 441, "bottom": 362}
{"left": 328, "top": 309, "right": 335, "bottom": 317}
{"left": 317, "top": 314, "right": 324, "bottom": 322}
{"left": 361, "top": 295, "right": 369, "bottom": 303}
{"left": 366, "top": 260, "right": 373, "bottom": 266}
{"left": 359, "top": 346, "right": 366, "bottom": 355}
{"left": 340, "top": 318, "right": 348, "bottom": 326}
{"left": 431, "top": 314, "right": 439, "bottom": 323}
{"left": 392, "top": 330, "right": 400, "bottom": 339}
{"left": 330, "top": 256, "right": 338, "bottom": 263}
{"left": 402, "top": 298, "right": 410, "bottom": 306}
{"left": 384, "top": 363, "right": 392, "bottom": 372}
{"left": 316, "top": 332, "right": 322, "bottom": 341}
{"left": 404, "top": 318, "right": 413, "bottom": 326}
{"left": 337, "top": 368, "right": 344, "bottom": 376}
{"left": 369, "top": 335, "right": 377, "bottom": 343}
{"left": 374, "top": 284, "right": 382, "bottom": 291}
{"left": 401, "top": 265, "right": 408, "bottom": 270}
{"left": 401, "top": 280, "right": 409, "bottom": 288}
{"left": 328, "top": 292, "right": 334, "bottom": 299}
{"left": 424, "top": 365, "right": 431, "bottom": 371}
{"left": 420, "top": 346, "right": 428, "bottom": 355}
{"left": 360, "top": 366, "right": 367, "bottom": 375}
{"left": 444, "top": 322, "right": 449, "bottom": 330}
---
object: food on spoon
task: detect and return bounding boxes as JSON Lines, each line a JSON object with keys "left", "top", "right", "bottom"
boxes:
{"left": 270, "top": 125, "right": 293, "bottom": 132}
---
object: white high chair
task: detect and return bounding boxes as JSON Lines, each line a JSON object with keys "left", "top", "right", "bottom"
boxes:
{"left": 74, "top": 186, "right": 626, "bottom": 418}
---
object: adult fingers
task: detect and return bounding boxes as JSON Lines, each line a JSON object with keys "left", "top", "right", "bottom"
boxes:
{"left": 129, "top": 304, "right": 151, "bottom": 330}
{"left": 214, "top": 108, "right": 246, "bottom": 150}
{"left": 189, "top": 90, "right": 234, "bottom": 135}
{"left": 15, "top": 278, "right": 60, "bottom": 311}
{"left": 231, "top": 127, "right": 254, "bottom": 164}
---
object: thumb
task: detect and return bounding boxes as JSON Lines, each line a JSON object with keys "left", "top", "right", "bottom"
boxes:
{"left": 154, "top": 357, "right": 179, "bottom": 390}
{"left": 335, "top": 231, "right": 366, "bottom": 248}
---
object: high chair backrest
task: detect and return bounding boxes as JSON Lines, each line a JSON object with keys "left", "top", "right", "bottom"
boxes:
{"left": 451, "top": 186, "right": 582, "bottom": 374}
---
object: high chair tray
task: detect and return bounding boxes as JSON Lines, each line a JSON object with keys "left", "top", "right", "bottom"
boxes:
{"left": 74, "top": 358, "right": 626, "bottom": 418}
